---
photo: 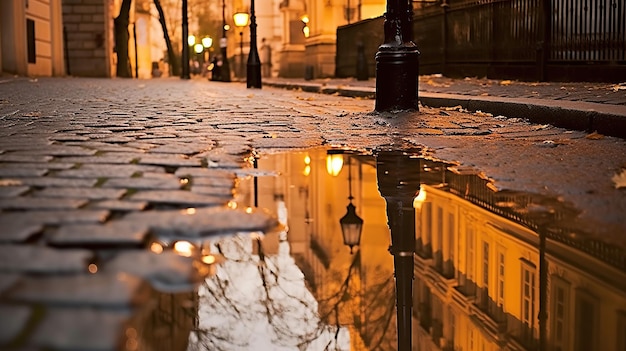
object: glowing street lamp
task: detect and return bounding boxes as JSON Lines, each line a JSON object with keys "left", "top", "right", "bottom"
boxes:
{"left": 233, "top": 12, "right": 249, "bottom": 79}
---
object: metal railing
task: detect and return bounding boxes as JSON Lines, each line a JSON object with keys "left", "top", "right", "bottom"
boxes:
{"left": 336, "top": 0, "right": 626, "bottom": 81}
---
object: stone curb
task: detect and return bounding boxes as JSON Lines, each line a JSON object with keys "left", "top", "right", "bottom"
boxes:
{"left": 264, "top": 81, "right": 626, "bottom": 139}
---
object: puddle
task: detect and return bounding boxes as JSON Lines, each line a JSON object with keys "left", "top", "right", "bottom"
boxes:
{"left": 179, "top": 146, "right": 626, "bottom": 351}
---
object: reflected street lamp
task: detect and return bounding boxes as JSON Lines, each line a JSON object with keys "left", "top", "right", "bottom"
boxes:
{"left": 376, "top": 149, "right": 421, "bottom": 351}
{"left": 233, "top": 12, "right": 249, "bottom": 79}
{"left": 340, "top": 156, "right": 363, "bottom": 254}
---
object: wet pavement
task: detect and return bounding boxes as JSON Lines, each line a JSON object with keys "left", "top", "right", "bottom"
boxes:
{"left": 0, "top": 76, "right": 625, "bottom": 350}
{"left": 264, "top": 75, "right": 626, "bottom": 139}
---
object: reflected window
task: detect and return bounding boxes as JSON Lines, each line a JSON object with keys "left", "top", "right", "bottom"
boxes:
{"left": 445, "top": 212, "right": 455, "bottom": 278}
{"left": 497, "top": 250, "right": 505, "bottom": 307}
{"left": 421, "top": 202, "right": 432, "bottom": 258}
{"left": 466, "top": 226, "right": 475, "bottom": 295}
{"left": 435, "top": 206, "right": 444, "bottom": 272}
{"left": 521, "top": 261, "right": 536, "bottom": 342}
{"left": 574, "top": 291, "right": 597, "bottom": 351}
{"left": 551, "top": 277, "right": 570, "bottom": 351}
{"left": 617, "top": 312, "right": 626, "bottom": 351}
{"left": 479, "top": 241, "right": 490, "bottom": 308}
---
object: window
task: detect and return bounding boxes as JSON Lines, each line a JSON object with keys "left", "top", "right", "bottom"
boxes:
{"left": 27, "top": 19, "right": 36, "bottom": 63}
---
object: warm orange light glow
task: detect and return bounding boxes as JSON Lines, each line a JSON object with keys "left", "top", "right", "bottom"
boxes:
{"left": 303, "top": 26, "right": 310, "bottom": 38}
{"left": 233, "top": 12, "right": 250, "bottom": 27}
{"left": 185, "top": 208, "right": 197, "bottom": 215}
{"left": 304, "top": 155, "right": 311, "bottom": 165}
{"left": 326, "top": 154, "right": 343, "bottom": 176}
{"left": 180, "top": 178, "right": 189, "bottom": 185}
{"left": 150, "top": 242, "right": 164, "bottom": 254}
{"left": 194, "top": 43, "right": 204, "bottom": 54}
{"left": 413, "top": 187, "right": 427, "bottom": 207}
{"left": 202, "top": 37, "right": 213, "bottom": 48}
{"left": 88, "top": 263, "right": 98, "bottom": 274}
{"left": 245, "top": 207, "right": 253, "bottom": 214}
{"left": 303, "top": 165, "right": 311, "bottom": 176}
{"left": 173, "top": 241, "right": 194, "bottom": 257}
{"left": 228, "top": 200, "right": 238, "bottom": 209}
{"left": 202, "top": 255, "right": 217, "bottom": 264}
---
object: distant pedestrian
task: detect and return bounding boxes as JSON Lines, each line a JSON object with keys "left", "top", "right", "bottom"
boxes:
{"left": 260, "top": 38, "right": 272, "bottom": 78}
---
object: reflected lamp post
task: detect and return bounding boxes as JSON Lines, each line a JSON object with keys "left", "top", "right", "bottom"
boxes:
{"left": 339, "top": 156, "right": 363, "bottom": 254}
{"left": 233, "top": 12, "right": 249, "bottom": 79}
{"left": 376, "top": 149, "right": 421, "bottom": 351}
{"left": 375, "top": 0, "right": 420, "bottom": 111}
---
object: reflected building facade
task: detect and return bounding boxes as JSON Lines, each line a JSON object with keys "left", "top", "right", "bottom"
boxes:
{"left": 412, "top": 160, "right": 626, "bottom": 351}
{"left": 255, "top": 148, "right": 626, "bottom": 351}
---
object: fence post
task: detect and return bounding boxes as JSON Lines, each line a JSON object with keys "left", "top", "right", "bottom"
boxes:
{"left": 537, "top": 0, "right": 552, "bottom": 81}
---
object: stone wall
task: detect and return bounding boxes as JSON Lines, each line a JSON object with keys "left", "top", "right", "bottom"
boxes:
{"left": 62, "top": 0, "right": 111, "bottom": 77}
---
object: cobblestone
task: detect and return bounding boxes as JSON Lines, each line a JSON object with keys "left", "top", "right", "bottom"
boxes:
{"left": 0, "top": 76, "right": 624, "bottom": 350}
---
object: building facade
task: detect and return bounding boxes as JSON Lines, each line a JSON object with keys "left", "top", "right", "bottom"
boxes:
{"left": 1, "top": 0, "right": 66, "bottom": 77}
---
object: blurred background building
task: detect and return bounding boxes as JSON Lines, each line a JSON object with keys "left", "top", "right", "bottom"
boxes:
{"left": 2, "top": 0, "right": 623, "bottom": 81}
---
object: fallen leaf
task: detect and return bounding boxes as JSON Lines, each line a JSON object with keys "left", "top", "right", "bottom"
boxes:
{"left": 500, "top": 80, "right": 512, "bottom": 86}
{"left": 445, "top": 105, "right": 463, "bottom": 111}
{"left": 612, "top": 169, "right": 626, "bottom": 189}
{"left": 474, "top": 110, "right": 493, "bottom": 117}
{"left": 0, "top": 179, "right": 22, "bottom": 186}
{"left": 586, "top": 131, "right": 604, "bottom": 140}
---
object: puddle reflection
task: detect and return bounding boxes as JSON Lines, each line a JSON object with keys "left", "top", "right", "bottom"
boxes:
{"left": 184, "top": 146, "right": 625, "bottom": 351}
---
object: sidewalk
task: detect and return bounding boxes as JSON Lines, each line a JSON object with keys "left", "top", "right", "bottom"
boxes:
{"left": 264, "top": 75, "right": 626, "bottom": 139}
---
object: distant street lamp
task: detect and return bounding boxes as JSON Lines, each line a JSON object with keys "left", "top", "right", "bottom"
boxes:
{"left": 246, "top": 0, "right": 262, "bottom": 88}
{"left": 202, "top": 36, "right": 213, "bottom": 66}
{"left": 375, "top": 0, "right": 420, "bottom": 110}
{"left": 219, "top": 0, "right": 231, "bottom": 82}
{"left": 233, "top": 12, "right": 249, "bottom": 79}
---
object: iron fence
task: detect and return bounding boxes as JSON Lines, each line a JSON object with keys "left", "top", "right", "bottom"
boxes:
{"left": 336, "top": 0, "right": 626, "bottom": 81}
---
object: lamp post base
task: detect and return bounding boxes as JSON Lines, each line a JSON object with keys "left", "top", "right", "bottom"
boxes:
{"left": 247, "top": 62, "right": 262, "bottom": 88}
{"left": 375, "top": 46, "right": 419, "bottom": 111}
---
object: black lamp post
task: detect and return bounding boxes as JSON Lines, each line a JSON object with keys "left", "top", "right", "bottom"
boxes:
{"left": 181, "top": 0, "right": 190, "bottom": 79}
{"left": 219, "top": 0, "right": 231, "bottom": 82}
{"left": 376, "top": 149, "right": 421, "bottom": 351}
{"left": 374, "top": 0, "right": 420, "bottom": 111}
{"left": 339, "top": 156, "right": 363, "bottom": 254}
{"left": 246, "top": 0, "right": 262, "bottom": 88}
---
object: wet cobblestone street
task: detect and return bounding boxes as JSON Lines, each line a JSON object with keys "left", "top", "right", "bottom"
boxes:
{"left": 1, "top": 77, "right": 625, "bottom": 350}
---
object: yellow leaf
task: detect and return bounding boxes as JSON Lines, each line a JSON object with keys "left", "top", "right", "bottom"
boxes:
{"left": 586, "top": 131, "right": 604, "bottom": 140}
{"left": 612, "top": 169, "right": 626, "bottom": 189}
{"left": 500, "top": 80, "right": 512, "bottom": 86}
